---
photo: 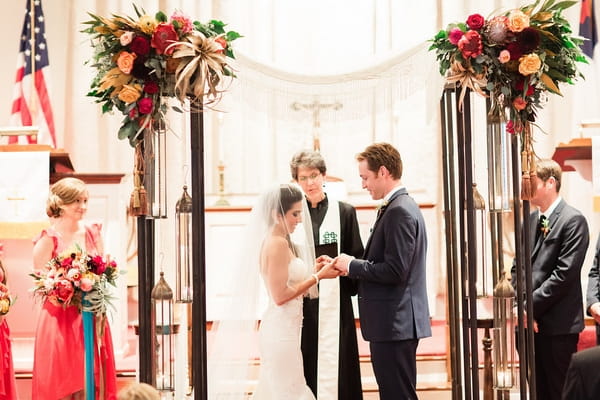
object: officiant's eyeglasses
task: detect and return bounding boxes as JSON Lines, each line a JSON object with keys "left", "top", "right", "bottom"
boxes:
{"left": 298, "top": 173, "right": 321, "bottom": 183}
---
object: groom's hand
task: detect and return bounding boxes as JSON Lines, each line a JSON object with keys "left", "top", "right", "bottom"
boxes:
{"left": 334, "top": 254, "right": 354, "bottom": 276}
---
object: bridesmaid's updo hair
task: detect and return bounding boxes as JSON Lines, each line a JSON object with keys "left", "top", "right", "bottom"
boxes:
{"left": 46, "top": 177, "right": 87, "bottom": 218}
{"left": 278, "top": 184, "right": 303, "bottom": 216}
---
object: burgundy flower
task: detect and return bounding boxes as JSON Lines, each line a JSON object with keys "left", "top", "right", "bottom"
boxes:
{"left": 515, "top": 79, "right": 535, "bottom": 96}
{"left": 516, "top": 27, "right": 541, "bottom": 54}
{"left": 506, "top": 42, "right": 524, "bottom": 61}
{"left": 466, "top": 14, "right": 485, "bottom": 30}
{"left": 138, "top": 97, "right": 154, "bottom": 114}
{"left": 144, "top": 81, "right": 159, "bottom": 94}
{"left": 131, "top": 60, "right": 152, "bottom": 80}
{"left": 129, "top": 36, "right": 150, "bottom": 56}
{"left": 91, "top": 255, "right": 107, "bottom": 275}
{"left": 506, "top": 120, "right": 515, "bottom": 134}
{"left": 151, "top": 23, "right": 179, "bottom": 55}
{"left": 458, "top": 30, "right": 483, "bottom": 58}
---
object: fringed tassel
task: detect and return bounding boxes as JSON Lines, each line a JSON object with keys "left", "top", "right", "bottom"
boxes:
{"left": 129, "top": 143, "right": 148, "bottom": 216}
{"left": 520, "top": 122, "right": 536, "bottom": 200}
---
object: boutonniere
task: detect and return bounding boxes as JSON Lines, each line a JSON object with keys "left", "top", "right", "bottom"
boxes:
{"left": 540, "top": 218, "right": 550, "bottom": 238}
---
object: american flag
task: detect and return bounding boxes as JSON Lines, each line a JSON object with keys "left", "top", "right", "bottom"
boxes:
{"left": 580, "top": 0, "right": 598, "bottom": 58}
{"left": 9, "top": 0, "right": 56, "bottom": 147}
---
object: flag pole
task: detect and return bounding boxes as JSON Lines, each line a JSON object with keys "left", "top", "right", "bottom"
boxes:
{"left": 29, "top": 0, "right": 37, "bottom": 133}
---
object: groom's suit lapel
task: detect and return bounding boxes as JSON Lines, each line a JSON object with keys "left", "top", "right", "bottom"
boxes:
{"left": 364, "top": 188, "right": 406, "bottom": 256}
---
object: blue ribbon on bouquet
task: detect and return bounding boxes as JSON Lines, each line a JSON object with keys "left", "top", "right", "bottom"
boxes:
{"left": 82, "top": 294, "right": 95, "bottom": 400}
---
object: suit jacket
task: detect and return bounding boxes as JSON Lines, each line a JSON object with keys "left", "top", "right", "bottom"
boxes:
{"left": 561, "top": 345, "right": 600, "bottom": 400}
{"left": 512, "top": 199, "right": 589, "bottom": 335}
{"left": 348, "top": 188, "right": 431, "bottom": 342}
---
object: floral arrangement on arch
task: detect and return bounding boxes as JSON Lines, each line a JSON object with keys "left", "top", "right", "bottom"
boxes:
{"left": 82, "top": 4, "right": 241, "bottom": 146}
{"left": 30, "top": 245, "right": 119, "bottom": 315}
{"left": 429, "top": 0, "right": 587, "bottom": 199}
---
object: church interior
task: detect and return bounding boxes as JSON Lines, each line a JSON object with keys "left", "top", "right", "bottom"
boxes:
{"left": 1, "top": 0, "right": 600, "bottom": 399}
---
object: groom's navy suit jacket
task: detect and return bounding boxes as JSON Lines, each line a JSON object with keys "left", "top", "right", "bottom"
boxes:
{"left": 348, "top": 188, "right": 431, "bottom": 342}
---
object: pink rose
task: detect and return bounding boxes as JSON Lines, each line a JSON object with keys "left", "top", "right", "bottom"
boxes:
{"left": 458, "top": 30, "right": 483, "bottom": 58}
{"left": 448, "top": 28, "right": 464, "bottom": 45}
{"left": 138, "top": 97, "right": 154, "bottom": 114}
{"left": 171, "top": 11, "right": 193, "bottom": 34}
{"left": 151, "top": 23, "right": 179, "bottom": 55}
{"left": 498, "top": 49, "right": 511, "bottom": 63}
{"left": 130, "top": 36, "right": 150, "bottom": 56}
{"left": 466, "top": 14, "right": 485, "bottom": 30}
{"left": 120, "top": 31, "right": 134, "bottom": 46}
{"left": 80, "top": 278, "right": 94, "bottom": 292}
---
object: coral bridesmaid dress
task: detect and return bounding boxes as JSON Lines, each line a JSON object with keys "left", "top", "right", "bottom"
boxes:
{"left": 31, "top": 224, "right": 117, "bottom": 400}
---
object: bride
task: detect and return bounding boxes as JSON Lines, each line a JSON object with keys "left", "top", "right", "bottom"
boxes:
{"left": 209, "top": 184, "right": 339, "bottom": 399}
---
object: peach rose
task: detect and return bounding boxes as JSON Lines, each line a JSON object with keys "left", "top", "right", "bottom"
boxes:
{"left": 118, "top": 84, "right": 142, "bottom": 104}
{"left": 80, "top": 277, "right": 94, "bottom": 292}
{"left": 508, "top": 10, "right": 530, "bottom": 33}
{"left": 116, "top": 51, "right": 136, "bottom": 74}
{"left": 518, "top": 53, "right": 541, "bottom": 75}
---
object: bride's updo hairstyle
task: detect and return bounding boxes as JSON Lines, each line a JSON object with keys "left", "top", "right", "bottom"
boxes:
{"left": 46, "top": 177, "right": 87, "bottom": 218}
{"left": 277, "top": 183, "right": 303, "bottom": 216}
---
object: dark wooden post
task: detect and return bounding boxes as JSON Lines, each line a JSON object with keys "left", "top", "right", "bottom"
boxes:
{"left": 190, "top": 104, "right": 208, "bottom": 399}
{"left": 137, "top": 217, "right": 155, "bottom": 384}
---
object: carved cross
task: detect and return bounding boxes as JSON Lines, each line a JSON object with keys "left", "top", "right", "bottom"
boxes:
{"left": 7, "top": 187, "right": 25, "bottom": 217}
{"left": 291, "top": 100, "right": 342, "bottom": 151}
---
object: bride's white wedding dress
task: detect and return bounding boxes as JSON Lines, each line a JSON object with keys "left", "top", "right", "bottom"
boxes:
{"left": 253, "top": 257, "right": 316, "bottom": 400}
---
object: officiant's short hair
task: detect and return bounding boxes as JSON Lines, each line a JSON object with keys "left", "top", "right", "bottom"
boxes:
{"left": 290, "top": 150, "right": 327, "bottom": 180}
{"left": 47, "top": 177, "right": 87, "bottom": 217}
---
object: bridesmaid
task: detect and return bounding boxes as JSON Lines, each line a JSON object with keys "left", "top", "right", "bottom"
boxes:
{"left": 0, "top": 247, "right": 17, "bottom": 400}
{"left": 31, "top": 178, "right": 117, "bottom": 400}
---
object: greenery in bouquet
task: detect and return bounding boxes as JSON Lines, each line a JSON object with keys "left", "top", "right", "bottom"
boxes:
{"left": 429, "top": 0, "right": 587, "bottom": 135}
{"left": 30, "top": 245, "right": 118, "bottom": 315}
{"left": 82, "top": 4, "right": 241, "bottom": 146}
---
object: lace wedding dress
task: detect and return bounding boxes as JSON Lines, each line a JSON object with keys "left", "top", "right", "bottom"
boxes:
{"left": 253, "top": 257, "right": 316, "bottom": 400}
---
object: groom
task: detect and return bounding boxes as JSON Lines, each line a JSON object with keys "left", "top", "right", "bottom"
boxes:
{"left": 334, "top": 142, "right": 431, "bottom": 400}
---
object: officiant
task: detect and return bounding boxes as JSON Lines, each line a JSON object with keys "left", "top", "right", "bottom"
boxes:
{"left": 290, "top": 150, "right": 363, "bottom": 400}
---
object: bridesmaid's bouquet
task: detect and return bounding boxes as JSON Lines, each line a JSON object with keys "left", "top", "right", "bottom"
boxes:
{"left": 30, "top": 245, "right": 118, "bottom": 314}
{"left": 0, "top": 282, "right": 14, "bottom": 315}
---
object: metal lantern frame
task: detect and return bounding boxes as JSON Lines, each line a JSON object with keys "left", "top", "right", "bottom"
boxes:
{"left": 151, "top": 271, "right": 176, "bottom": 392}
{"left": 440, "top": 85, "right": 536, "bottom": 400}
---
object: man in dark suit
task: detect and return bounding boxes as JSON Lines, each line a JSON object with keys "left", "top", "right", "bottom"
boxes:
{"left": 585, "top": 236, "right": 600, "bottom": 345}
{"left": 334, "top": 142, "right": 431, "bottom": 400}
{"left": 511, "top": 159, "right": 589, "bottom": 400}
{"left": 561, "top": 345, "right": 600, "bottom": 399}
{"left": 290, "top": 150, "right": 364, "bottom": 400}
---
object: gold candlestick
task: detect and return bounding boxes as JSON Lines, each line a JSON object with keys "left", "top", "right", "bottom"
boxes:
{"left": 214, "top": 162, "right": 229, "bottom": 206}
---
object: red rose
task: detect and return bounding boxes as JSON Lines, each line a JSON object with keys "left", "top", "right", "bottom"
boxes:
{"left": 466, "top": 14, "right": 485, "bottom": 30}
{"left": 506, "top": 120, "right": 515, "bottom": 134}
{"left": 506, "top": 42, "right": 524, "bottom": 61}
{"left": 515, "top": 79, "right": 534, "bottom": 96}
{"left": 458, "top": 30, "right": 483, "bottom": 58}
{"left": 144, "top": 81, "right": 159, "bottom": 94}
{"left": 151, "top": 23, "right": 179, "bottom": 55}
{"left": 91, "top": 255, "right": 107, "bottom": 275}
{"left": 55, "top": 279, "right": 74, "bottom": 304}
{"left": 138, "top": 97, "right": 154, "bottom": 114}
{"left": 129, "top": 36, "right": 150, "bottom": 56}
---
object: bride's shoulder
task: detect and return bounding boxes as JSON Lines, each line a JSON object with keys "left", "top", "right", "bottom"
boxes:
{"left": 262, "top": 235, "right": 291, "bottom": 258}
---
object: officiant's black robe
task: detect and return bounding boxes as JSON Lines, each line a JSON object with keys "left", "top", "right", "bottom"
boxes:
{"left": 301, "top": 195, "right": 364, "bottom": 400}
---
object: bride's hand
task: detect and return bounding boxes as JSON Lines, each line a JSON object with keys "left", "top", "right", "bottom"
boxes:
{"left": 315, "top": 255, "right": 333, "bottom": 271}
{"left": 317, "top": 258, "right": 341, "bottom": 280}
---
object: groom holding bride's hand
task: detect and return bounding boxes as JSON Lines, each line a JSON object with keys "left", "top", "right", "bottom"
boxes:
{"left": 332, "top": 142, "right": 431, "bottom": 400}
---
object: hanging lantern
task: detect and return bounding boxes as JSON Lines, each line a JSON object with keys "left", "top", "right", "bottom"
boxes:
{"left": 145, "top": 117, "right": 168, "bottom": 218}
{"left": 176, "top": 185, "right": 193, "bottom": 303}
{"left": 472, "top": 183, "right": 490, "bottom": 297}
{"left": 151, "top": 272, "right": 175, "bottom": 392}
{"left": 493, "top": 271, "right": 515, "bottom": 390}
{"left": 486, "top": 110, "right": 512, "bottom": 212}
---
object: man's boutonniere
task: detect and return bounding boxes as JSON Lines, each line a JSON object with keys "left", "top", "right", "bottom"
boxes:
{"left": 540, "top": 217, "right": 550, "bottom": 238}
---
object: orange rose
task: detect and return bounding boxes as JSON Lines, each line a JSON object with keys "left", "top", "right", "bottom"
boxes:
{"left": 518, "top": 53, "right": 541, "bottom": 76}
{"left": 116, "top": 51, "right": 136, "bottom": 74}
{"left": 513, "top": 96, "right": 527, "bottom": 111}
